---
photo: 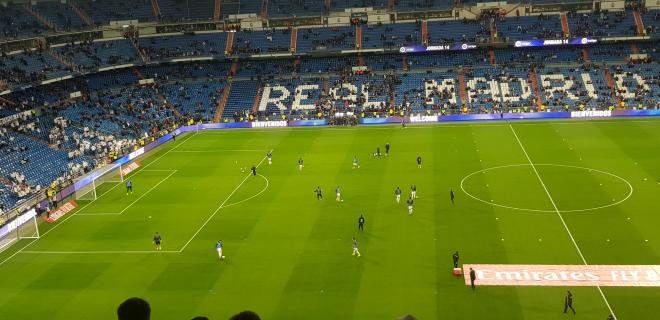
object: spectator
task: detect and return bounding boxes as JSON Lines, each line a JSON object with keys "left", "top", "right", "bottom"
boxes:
{"left": 117, "top": 297, "right": 150, "bottom": 320}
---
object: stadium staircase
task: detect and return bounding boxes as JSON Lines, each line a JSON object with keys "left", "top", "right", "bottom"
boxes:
{"left": 69, "top": 1, "right": 95, "bottom": 27}
{"left": 402, "top": 55, "right": 409, "bottom": 71}
{"left": 630, "top": 43, "right": 639, "bottom": 54}
{"left": 290, "top": 28, "right": 298, "bottom": 53}
{"left": 358, "top": 56, "right": 365, "bottom": 66}
{"left": 229, "top": 61, "right": 238, "bottom": 76}
{"left": 356, "top": 25, "right": 362, "bottom": 49}
{"left": 633, "top": 10, "right": 645, "bottom": 35}
{"left": 581, "top": 49, "right": 590, "bottom": 63}
{"left": 0, "top": 96, "right": 16, "bottom": 107}
{"left": 507, "top": 3, "right": 523, "bottom": 17}
{"left": 603, "top": 69, "right": 621, "bottom": 106}
{"left": 528, "top": 69, "right": 543, "bottom": 109}
{"left": 293, "top": 58, "right": 301, "bottom": 71}
{"left": 47, "top": 50, "right": 77, "bottom": 71}
{"left": 213, "top": 83, "right": 231, "bottom": 122}
{"left": 490, "top": 20, "right": 497, "bottom": 42}
{"left": 421, "top": 20, "right": 428, "bottom": 45}
{"left": 323, "top": 79, "right": 329, "bottom": 95}
{"left": 133, "top": 68, "right": 145, "bottom": 80}
{"left": 388, "top": 0, "right": 395, "bottom": 10}
{"left": 130, "top": 38, "right": 150, "bottom": 63}
{"left": 560, "top": 13, "right": 570, "bottom": 37}
{"left": 458, "top": 72, "right": 467, "bottom": 107}
{"left": 23, "top": 5, "right": 59, "bottom": 32}
{"left": 324, "top": 0, "right": 331, "bottom": 11}
{"left": 489, "top": 50, "right": 496, "bottom": 65}
{"left": 251, "top": 86, "right": 262, "bottom": 114}
{"left": 260, "top": 0, "right": 268, "bottom": 19}
{"left": 155, "top": 89, "right": 182, "bottom": 118}
{"left": 214, "top": 0, "right": 222, "bottom": 20}
{"left": 150, "top": 0, "right": 162, "bottom": 21}
{"left": 225, "top": 32, "right": 235, "bottom": 55}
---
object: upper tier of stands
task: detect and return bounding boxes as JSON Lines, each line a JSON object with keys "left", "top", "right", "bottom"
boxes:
{"left": 2, "top": 6, "right": 657, "bottom": 91}
{"left": 1, "top": 1, "right": 656, "bottom": 41}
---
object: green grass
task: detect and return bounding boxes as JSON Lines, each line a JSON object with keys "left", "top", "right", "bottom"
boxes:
{"left": 1, "top": 119, "right": 659, "bottom": 319}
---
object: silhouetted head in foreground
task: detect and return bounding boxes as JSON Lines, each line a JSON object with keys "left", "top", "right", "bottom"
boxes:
{"left": 229, "top": 310, "right": 261, "bottom": 320}
{"left": 117, "top": 297, "right": 150, "bottom": 320}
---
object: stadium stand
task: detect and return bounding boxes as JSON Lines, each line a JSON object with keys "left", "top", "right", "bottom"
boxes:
{"left": 0, "top": 1, "right": 658, "bottom": 212}
{"left": 233, "top": 29, "right": 291, "bottom": 54}
{"left": 296, "top": 26, "right": 355, "bottom": 52}
{"left": 496, "top": 15, "right": 563, "bottom": 41}
{"left": 568, "top": 10, "right": 638, "bottom": 37}
{"left": 361, "top": 22, "right": 421, "bottom": 49}
{"left": 268, "top": 0, "right": 325, "bottom": 17}
{"left": 33, "top": 2, "right": 87, "bottom": 32}
{"left": 427, "top": 19, "right": 490, "bottom": 44}
{"left": 0, "top": 4, "right": 43, "bottom": 40}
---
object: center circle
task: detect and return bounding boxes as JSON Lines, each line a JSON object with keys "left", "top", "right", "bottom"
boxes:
{"left": 460, "top": 164, "right": 633, "bottom": 213}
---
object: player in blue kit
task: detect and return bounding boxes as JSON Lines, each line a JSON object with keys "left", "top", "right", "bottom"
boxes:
{"left": 298, "top": 157, "right": 304, "bottom": 171}
{"left": 352, "top": 237, "right": 361, "bottom": 257}
{"left": 407, "top": 197, "right": 414, "bottom": 215}
{"left": 126, "top": 179, "right": 133, "bottom": 195}
{"left": 336, "top": 186, "right": 343, "bottom": 202}
{"left": 216, "top": 240, "right": 225, "bottom": 259}
{"left": 395, "top": 186, "right": 402, "bottom": 203}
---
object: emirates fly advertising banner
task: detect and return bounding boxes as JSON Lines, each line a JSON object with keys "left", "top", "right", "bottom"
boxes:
{"left": 463, "top": 264, "right": 660, "bottom": 287}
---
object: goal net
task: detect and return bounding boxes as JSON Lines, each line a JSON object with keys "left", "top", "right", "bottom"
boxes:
{"left": 0, "top": 208, "right": 40, "bottom": 253}
{"left": 75, "top": 164, "right": 124, "bottom": 201}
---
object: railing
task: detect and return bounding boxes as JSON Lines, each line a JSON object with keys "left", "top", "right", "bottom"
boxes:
{"left": 0, "top": 193, "right": 43, "bottom": 228}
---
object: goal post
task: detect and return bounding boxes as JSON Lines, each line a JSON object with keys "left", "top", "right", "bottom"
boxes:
{"left": 0, "top": 208, "right": 40, "bottom": 253}
{"left": 75, "top": 163, "right": 124, "bottom": 201}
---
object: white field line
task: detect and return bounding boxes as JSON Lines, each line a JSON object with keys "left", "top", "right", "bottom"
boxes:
{"left": 20, "top": 250, "right": 180, "bottom": 254}
{"left": 0, "top": 133, "right": 195, "bottom": 266}
{"left": 513, "top": 119, "right": 660, "bottom": 126}
{"left": 178, "top": 153, "right": 270, "bottom": 252}
{"left": 76, "top": 170, "right": 177, "bottom": 216}
{"left": 172, "top": 149, "right": 270, "bottom": 153}
{"left": 508, "top": 124, "right": 616, "bottom": 317}
{"left": 138, "top": 131, "right": 196, "bottom": 170}
{"left": 221, "top": 174, "right": 269, "bottom": 209}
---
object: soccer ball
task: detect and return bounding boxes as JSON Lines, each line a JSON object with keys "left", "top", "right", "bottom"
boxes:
{"left": 148, "top": 216, "right": 152, "bottom": 219}
{"left": 221, "top": 256, "right": 226, "bottom": 259}
{"left": 341, "top": 199, "right": 344, "bottom": 202}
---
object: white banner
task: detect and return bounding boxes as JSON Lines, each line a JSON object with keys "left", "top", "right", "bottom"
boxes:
{"left": 464, "top": 264, "right": 660, "bottom": 287}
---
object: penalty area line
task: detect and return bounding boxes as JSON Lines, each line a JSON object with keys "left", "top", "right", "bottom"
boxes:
{"left": 20, "top": 250, "right": 180, "bottom": 254}
{"left": 172, "top": 149, "right": 270, "bottom": 153}
{"left": 0, "top": 134, "right": 196, "bottom": 268}
{"left": 76, "top": 170, "right": 178, "bottom": 216}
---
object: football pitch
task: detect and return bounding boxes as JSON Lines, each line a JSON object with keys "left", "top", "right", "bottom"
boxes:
{"left": 1, "top": 119, "right": 659, "bottom": 319}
